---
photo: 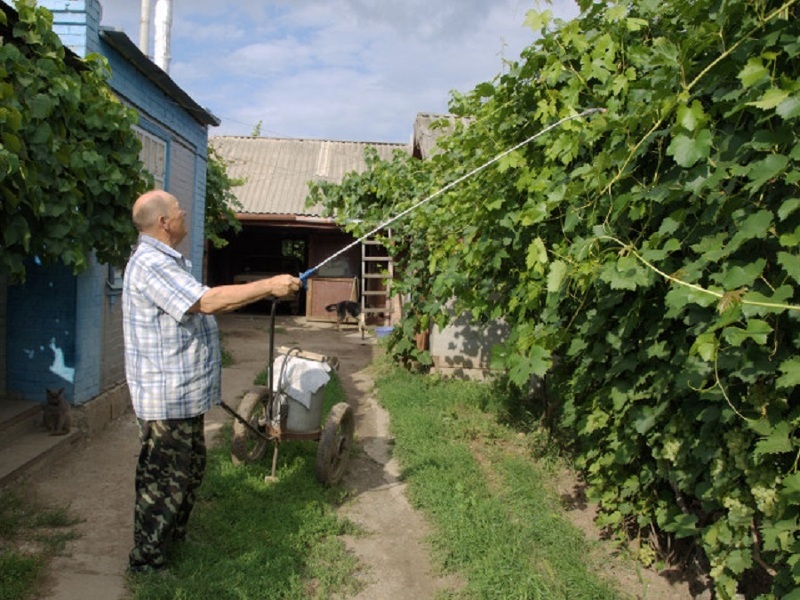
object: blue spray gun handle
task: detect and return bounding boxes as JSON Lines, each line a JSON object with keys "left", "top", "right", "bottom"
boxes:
{"left": 298, "top": 268, "right": 317, "bottom": 289}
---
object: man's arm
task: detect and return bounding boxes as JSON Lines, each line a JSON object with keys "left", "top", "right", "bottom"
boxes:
{"left": 188, "top": 274, "right": 301, "bottom": 315}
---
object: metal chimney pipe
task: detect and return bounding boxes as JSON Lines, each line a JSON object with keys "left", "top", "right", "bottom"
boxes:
{"left": 154, "top": 0, "right": 172, "bottom": 72}
{"left": 139, "top": 0, "right": 151, "bottom": 57}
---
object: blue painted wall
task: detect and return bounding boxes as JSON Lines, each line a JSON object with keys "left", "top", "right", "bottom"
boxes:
{"left": 6, "top": 262, "right": 77, "bottom": 402}
{"left": 98, "top": 23, "right": 209, "bottom": 279}
{"left": 5, "top": 0, "right": 210, "bottom": 404}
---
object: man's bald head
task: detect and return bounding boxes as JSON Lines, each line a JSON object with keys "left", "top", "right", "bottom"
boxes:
{"left": 132, "top": 190, "right": 188, "bottom": 249}
{"left": 132, "top": 190, "right": 176, "bottom": 233}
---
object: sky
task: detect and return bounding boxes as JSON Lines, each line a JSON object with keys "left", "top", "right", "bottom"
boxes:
{"left": 98, "top": 1, "right": 580, "bottom": 144}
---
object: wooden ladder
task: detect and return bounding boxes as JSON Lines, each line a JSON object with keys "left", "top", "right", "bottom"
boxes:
{"left": 361, "top": 234, "right": 393, "bottom": 325}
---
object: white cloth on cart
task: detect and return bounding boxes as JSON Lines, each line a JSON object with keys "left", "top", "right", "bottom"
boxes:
{"left": 272, "top": 355, "right": 331, "bottom": 409}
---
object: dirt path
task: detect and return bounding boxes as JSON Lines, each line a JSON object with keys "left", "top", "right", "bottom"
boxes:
{"left": 26, "top": 313, "right": 454, "bottom": 600}
{"left": 334, "top": 355, "right": 464, "bottom": 598}
{"left": 24, "top": 313, "right": 695, "bottom": 600}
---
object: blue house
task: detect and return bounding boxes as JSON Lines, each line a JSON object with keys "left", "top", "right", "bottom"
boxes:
{"left": 0, "top": 0, "right": 218, "bottom": 439}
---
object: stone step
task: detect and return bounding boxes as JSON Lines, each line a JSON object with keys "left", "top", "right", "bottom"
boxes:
{"left": 0, "top": 399, "right": 84, "bottom": 488}
{"left": 0, "top": 426, "right": 83, "bottom": 487}
{"left": 0, "top": 400, "right": 43, "bottom": 450}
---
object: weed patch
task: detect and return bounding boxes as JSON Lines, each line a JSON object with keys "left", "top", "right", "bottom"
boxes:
{"left": 0, "top": 489, "right": 81, "bottom": 600}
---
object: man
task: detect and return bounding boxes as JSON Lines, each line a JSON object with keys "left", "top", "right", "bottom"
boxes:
{"left": 122, "top": 189, "right": 300, "bottom": 573}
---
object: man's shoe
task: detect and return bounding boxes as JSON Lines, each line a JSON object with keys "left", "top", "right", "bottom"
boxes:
{"left": 127, "top": 562, "right": 167, "bottom": 576}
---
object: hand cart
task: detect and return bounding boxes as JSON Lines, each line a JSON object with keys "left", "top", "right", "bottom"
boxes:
{"left": 220, "top": 299, "right": 354, "bottom": 485}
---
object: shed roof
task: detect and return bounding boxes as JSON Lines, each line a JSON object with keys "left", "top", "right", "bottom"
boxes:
{"left": 210, "top": 136, "right": 408, "bottom": 218}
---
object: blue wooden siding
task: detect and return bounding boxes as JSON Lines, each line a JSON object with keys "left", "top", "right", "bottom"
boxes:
{"left": 6, "top": 262, "right": 78, "bottom": 402}
{"left": 5, "top": 0, "right": 211, "bottom": 404}
{"left": 100, "top": 36, "right": 209, "bottom": 279}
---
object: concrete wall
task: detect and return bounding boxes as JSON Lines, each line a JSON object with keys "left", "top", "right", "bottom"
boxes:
{"left": 430, "top": 309, "right": 509, "bottom": 380}
{"left": 73, "top": 382, "right": 131, "bottom": 436}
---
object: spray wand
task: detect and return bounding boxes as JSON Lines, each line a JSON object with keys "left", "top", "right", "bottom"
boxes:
{"left": 298, "top": 107, "right": 605, "bottom": 286}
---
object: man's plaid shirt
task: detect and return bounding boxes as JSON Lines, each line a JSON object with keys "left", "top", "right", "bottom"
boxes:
{"left": 122, "top": 235, "right": 221, "bottom": 420}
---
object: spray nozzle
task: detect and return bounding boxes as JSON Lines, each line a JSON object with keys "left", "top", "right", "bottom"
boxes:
{"left": 298, "top": 268, "right": 317, "bottom": 289}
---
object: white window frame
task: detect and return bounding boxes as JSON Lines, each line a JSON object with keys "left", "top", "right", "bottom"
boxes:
{"left": 133, "top": 126, "right": 167, "bottom": 189}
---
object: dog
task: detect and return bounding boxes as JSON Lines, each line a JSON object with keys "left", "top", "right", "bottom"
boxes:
{"left": 325, "top": 301, "right": 366, "bottom": 339}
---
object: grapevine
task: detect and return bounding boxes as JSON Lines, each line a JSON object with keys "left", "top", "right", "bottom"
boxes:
{"left": 0, "top": 0, "right": 146, "bottom": 283}
{"left": 312, "top": 0, "right": 800, "bottom": 596}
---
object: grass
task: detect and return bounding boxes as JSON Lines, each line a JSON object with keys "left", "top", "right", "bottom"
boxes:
{"left": 219, "top": 334, "right": 234, "bottom": 367}
{"left": 4, "top": 352, "right": 634, "bottom": 600}
{"left": 127, "top": 372, "right": 362, "bottom": 600}
{"left": 0, "top": 489, "right": 81, "bottom": 600}
{"left": 372, "top": 362, "right": 625, "bottom": 600}
{"left": 128, "top": 361, "right": 627, "bottom": 599}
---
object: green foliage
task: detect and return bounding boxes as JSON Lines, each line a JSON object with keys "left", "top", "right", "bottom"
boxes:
{"left": 0, "top": 0, "right": 147, "bottom": 283}
{"left": 311, "top": 0, "right": 800, "bottom": 596}
{"left": 0, "top": 553, "right": 40, "bottom": 600}
{"left": 204, "top": 146, "right": 243, "bottom": 249}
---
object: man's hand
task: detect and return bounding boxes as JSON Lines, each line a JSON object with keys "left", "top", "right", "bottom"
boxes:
{"left": 267, "top": 274, "right": 302, "bottom": 298}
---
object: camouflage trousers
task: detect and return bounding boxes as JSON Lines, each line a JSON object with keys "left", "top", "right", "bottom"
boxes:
{"left": 128, "top": 415, "right": 206, "bottom": 571}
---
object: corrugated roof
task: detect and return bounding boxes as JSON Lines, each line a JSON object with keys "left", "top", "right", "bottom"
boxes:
{"left": 209, "top": 136, "right": 409, "bottom": 217}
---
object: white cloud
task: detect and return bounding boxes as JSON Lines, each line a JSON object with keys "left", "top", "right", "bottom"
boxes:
{"left": 98, "top": 0, "right": 579, "bottom": 141}
{"left": 176, "top": 22, "right": 245, "bottom": 44}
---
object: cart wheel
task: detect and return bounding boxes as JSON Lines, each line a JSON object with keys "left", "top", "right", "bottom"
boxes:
{"left": 231, "top": 386, "right": 271, "bottom": 465}
{"left": 315, "top": 402, "right": 354, "bottom": 485}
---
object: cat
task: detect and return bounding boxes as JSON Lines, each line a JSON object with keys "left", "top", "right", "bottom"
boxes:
{"left": 43, "top": 387, "right": 71, "bottom": 436}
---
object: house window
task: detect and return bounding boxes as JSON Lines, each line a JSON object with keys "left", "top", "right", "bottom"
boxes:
{"left": 281, "top": 239, "right": 307, "bottom": 268}
{"left": 107, "top": 128, "right": 167, "bottom": 297}
{"left": 133, "top": 127, "right": 166, "bottom": 189}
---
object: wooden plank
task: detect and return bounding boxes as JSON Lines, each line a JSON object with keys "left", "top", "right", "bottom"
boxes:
{"left": 305, "top": 277, "right": 358, "bottom": 321}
